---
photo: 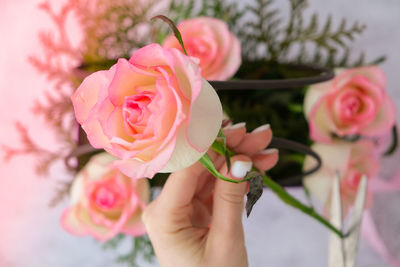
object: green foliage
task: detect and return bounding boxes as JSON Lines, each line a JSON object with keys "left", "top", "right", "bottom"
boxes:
{"left": 80, "top": 0, "right": 157, "bottom": 62}
{"left": 168, "top": 0, "right": 245, "bottom": 27}
{"left": 103, "top": 234, "right": 155, "bottom": 267}
{"left": 167, "top": 0, "right": 384, "bottom": 68}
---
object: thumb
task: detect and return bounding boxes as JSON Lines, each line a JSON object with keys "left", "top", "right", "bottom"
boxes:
{"left": 210, "top": 155, "right": 251, "bottom": 237}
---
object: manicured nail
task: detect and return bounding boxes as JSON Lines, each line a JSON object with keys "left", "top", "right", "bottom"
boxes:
{"left": 252, "top": 124, "right": 270, "bottom": 133}
{"left": 228, "top": 122, "right": 246, "bottom": 130}
{"left": 258, "top": 148, "right": 278, "bottom": 155}
{"left": 231, "top": 160, "right": 252, "bottom": 179}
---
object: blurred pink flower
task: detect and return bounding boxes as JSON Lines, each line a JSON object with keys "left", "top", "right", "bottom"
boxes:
{"left": 71, "top": 44, "right": 223, "bottom": 179}
{"left": 304, "top": 140, "right": 379, "bottom": 216}
{"left": 61, "top": 152, "right": 150, "bottom": 242}
{"left": 163, "top": 17, "right": 241, "bottom": 80}
{"left": 304, "top": 66, "right": 396, "bottom": 143}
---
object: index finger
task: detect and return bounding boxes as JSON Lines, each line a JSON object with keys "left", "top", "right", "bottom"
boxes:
{"left": 158, "top": 161, "right": 204, "bottom": 212}
{"left": 158, "top": 150, "right": 219, "bottom": 211}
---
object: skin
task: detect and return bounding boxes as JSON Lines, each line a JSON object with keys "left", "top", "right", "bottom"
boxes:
{"left": 142, "top": 124, "right": 278, "bottom": 267}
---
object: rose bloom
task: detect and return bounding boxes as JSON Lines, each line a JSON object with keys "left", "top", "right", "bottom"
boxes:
{"left": 71, "top": 44, "right": 223, "bottom": 179}
{"left": 163, "top": 17, "right": 241, "bottom": 80}
{"left": 61, "top": 153, "right": 150, "bottom": 242}
{"left": 304, "top": 66, "right": 396, "bottom": 143}
{"left": 303, "top": 140, "right": 379, "bottom": 215}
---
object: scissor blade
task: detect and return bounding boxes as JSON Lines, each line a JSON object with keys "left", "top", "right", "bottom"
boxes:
{"left": 328, "top": 172, "right": 345, "bottom": 267}
{"left": 344, "top": 175, "right": 367, "bottom": 267}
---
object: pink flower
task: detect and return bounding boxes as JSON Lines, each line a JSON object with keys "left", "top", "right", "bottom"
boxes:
{"left": 163, "top": 17, "right": 241, "bottom": 80}
{"left": 304, "top": 66, "right": 396, "bottom": 143}
{"left": 304, "top": 140, "right": 379, "bottom": 215}
{"left": 71, "top": 44, "right": 223, "bottom": 179}
{"left": 60, "top": 153, "right": 150, "bottom": 242}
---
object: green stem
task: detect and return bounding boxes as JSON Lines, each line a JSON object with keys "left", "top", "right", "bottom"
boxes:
{"left": 199, "top": 153, "right": 253, "bottom": 184}
{"left": 151, "top": 15, "right": 188, "bottom": 55}
{"left": 207, "top": 138, "right": 345, "bottom": 238}
{"left": 262, "top": 174, "right": 344, "bottom": 238}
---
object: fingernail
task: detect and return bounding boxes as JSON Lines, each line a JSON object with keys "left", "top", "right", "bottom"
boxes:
{"left": 231, "top": 160, "right": 252, "bottom": 179}
{"left": 252, "top": 124, "right": 270, "bottom": 133}
{"left": 227, "top": 122, "right": 246, "bottom": 130}
{"left": 258, "top": 148, "right": 278, "bottom": 155}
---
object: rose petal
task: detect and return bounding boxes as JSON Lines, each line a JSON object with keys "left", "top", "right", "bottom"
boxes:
{"left": 304, "top": 81, "right": 333, "bottom": 119}
{"left": 115, "top": 138, "right": 176, "bottom": 178}
{"left": 74, "top": 205, "right": 114, "bottom": 242}
{"left": 122, "top": 217, "right": 146, "bottom": 236}
{"left": 184, "top": 79, "right": 222, "bottom": 153}
{"left": 169, "top": 48, "right": 203, "bottom": 103}
{"left": 336, "top": 66, "right": 386, "bottom": 89}
{"left": 211, "top": 32, "right": 241, "bottom": 80}
{"left": 308, "top": 97, "right": 336, "bottom": 143}
{"left": 82, "top": 118, "right": 111, "bottom": 149}
{"left": 129, "top": 43, "right": 173, "bottom": 69}
{"left": 361, "top": 95, "right": 396, "bottom": 136}
{"left": 71, "top": 70, "right": 110, "bottom": 123}
{"left": 159, "top": 127, "right": 203, "bottom": 173}
{"left": 60, "top": 207, "right": 87, "bottom": 236}
{"left": 108, "top": 58, "right": 156, "bottom": 106}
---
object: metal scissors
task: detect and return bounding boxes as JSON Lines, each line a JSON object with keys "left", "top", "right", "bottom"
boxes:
{"left": 328, "top": 173, "right": 367, "bottom": 267}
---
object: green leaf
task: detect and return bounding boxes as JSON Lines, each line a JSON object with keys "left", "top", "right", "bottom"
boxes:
{"left": 151, "top": 15, "right": 188, "bottom": 55}
{"left": 288, "top": 103, "right": 303, "bottom": 113}
{"left": 367, "top": 55, "right": 387, "bottom": 65}
{"left": 246, "top": 173, "right": 264, "bottom": 217}
{"left": 216, "top": 129, "right": 232, "bottom": 171}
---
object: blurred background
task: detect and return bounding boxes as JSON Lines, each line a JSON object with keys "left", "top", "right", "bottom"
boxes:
{"left": 1, "top": 0, "right": 399, "bottom": 266}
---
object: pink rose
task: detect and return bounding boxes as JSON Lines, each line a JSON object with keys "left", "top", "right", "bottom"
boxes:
{"left": 304, "top": 66, "right": 396, "bottom": 143}
{"left": 163, "top": 17, "right": 241, "bottom": 81}
{"left": 304, "top": 140, "right": 379, "bottom": 215}
{"left": 60, "top": 153, "right": 150, "bottom": 242}
{"left": 71, "top": 44, "right": 223, "bottom": 179}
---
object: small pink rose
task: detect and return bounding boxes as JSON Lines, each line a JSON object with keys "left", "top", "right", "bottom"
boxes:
{"left": 163, "top": 17, "right": 241, "bottom": 81}
{"left": 304, "top": 140, "right": 379, "bottom": 216}
{"left": 71, "top": 44, "right": 223, "bottom": 179}
{"left": 60, "top": 153, "right": 150, "bottom": 242}
{"left": 304, "top": 66, "right": 396, "bottom": 143}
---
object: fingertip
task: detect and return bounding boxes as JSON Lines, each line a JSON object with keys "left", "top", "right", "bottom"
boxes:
{"left": 252, "top": 148, "right": 279, "bottom": 172}
{"left": 220, "top": 155, "right": 252, "bottom": 179}
{"left": 252, "top": 124, "right": 271, "bottom": 133}
{"left": 222, "top": 122, "right": 247, "bottom": 148}
{"left": 236, "top": 124, "right": 273, "bottom": 155}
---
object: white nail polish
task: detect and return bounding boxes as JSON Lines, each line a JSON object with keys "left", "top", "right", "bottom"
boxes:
{"left": 258, "top": 148, "right": 278, "bottom": 155}
{"left": 252, "top": 124, "right": 270, "bottom": 133}
{"left": 228, "top": 122, "right": 246, "bottom": 130}
{"left": 231, "top": 161, "right": 252, "bottom": 179}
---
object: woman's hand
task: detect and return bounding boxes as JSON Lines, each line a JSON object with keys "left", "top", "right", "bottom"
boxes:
{"left": 142, "top": 123, "right": 278, "bottom": 267}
